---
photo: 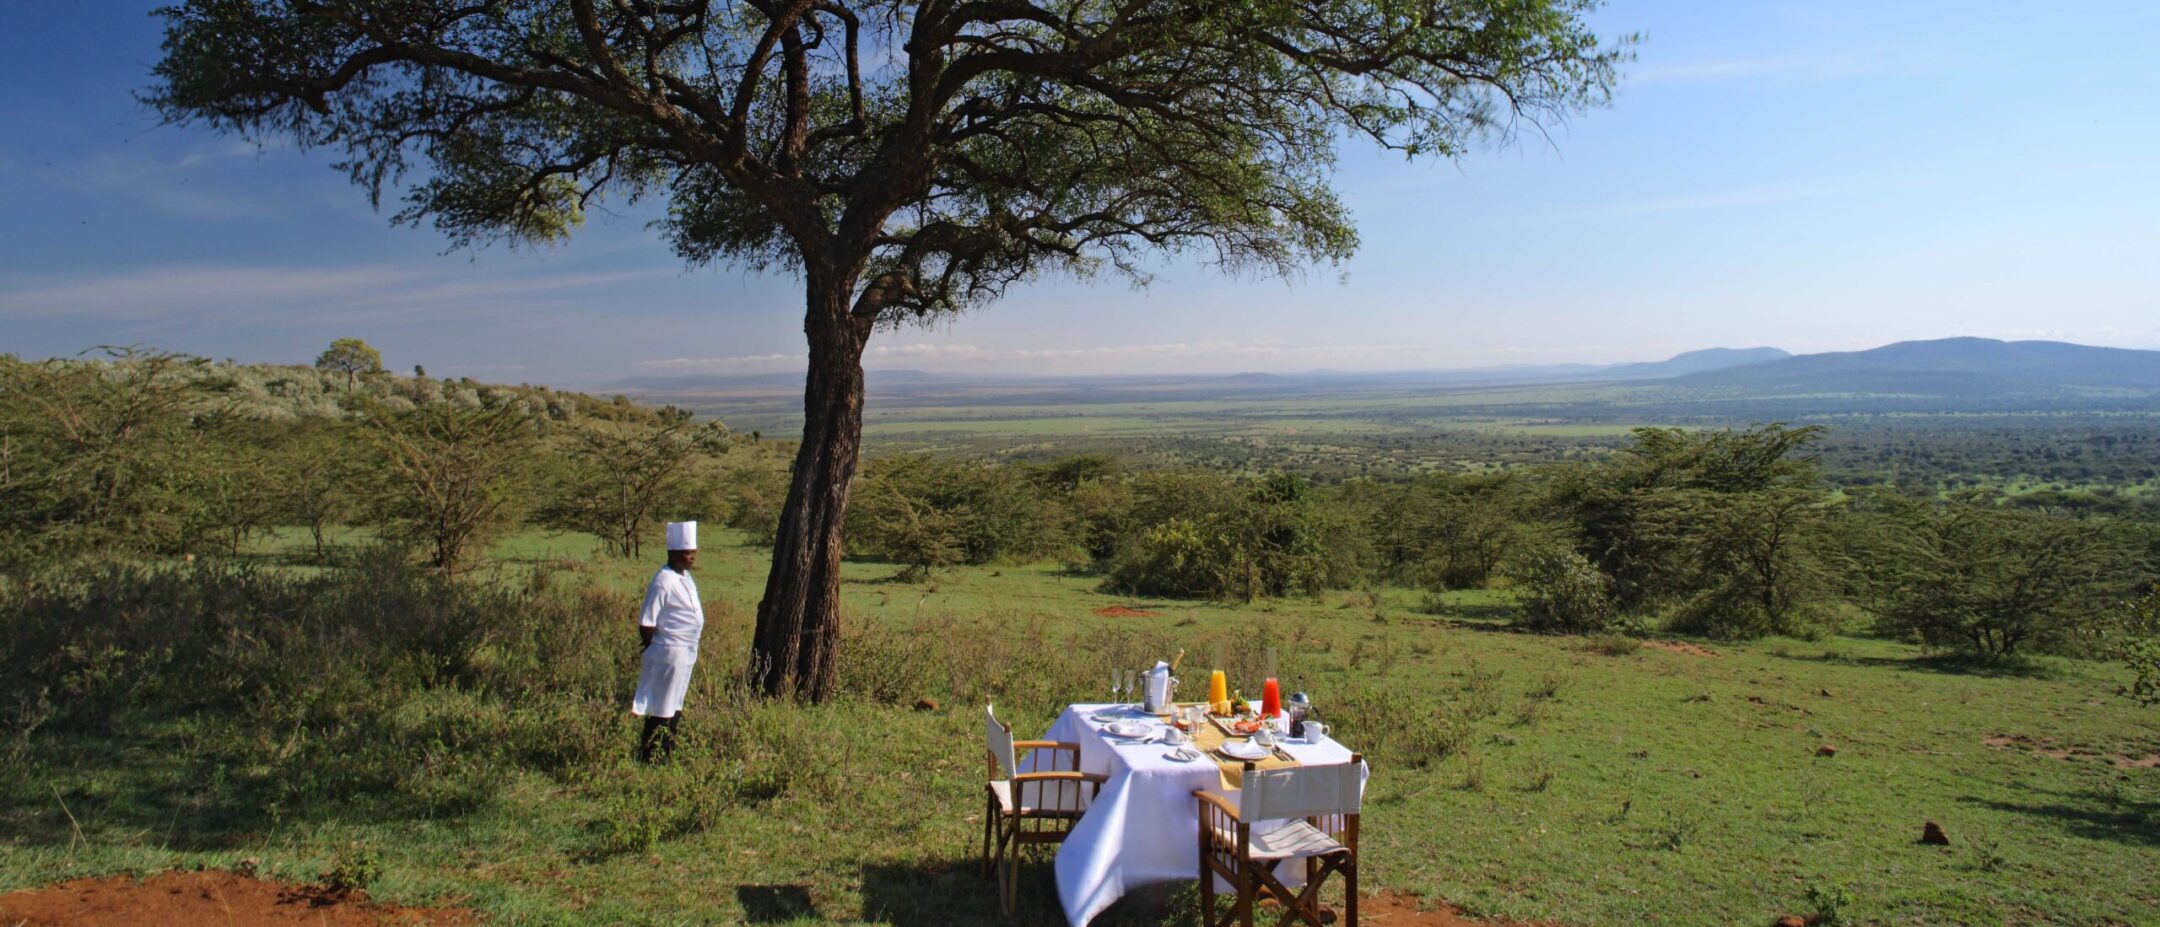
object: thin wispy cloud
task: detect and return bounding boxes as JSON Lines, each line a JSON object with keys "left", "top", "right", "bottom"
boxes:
{"left": 0, "top": 263, "right": 672, "bottom": 330}
{"left": 53, "top": 147, "right": 295, "bottom": 220}
{"left": 638, "top": 340, "right": 1429, "bottom": 374}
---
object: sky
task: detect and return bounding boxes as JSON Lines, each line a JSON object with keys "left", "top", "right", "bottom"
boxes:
{"left": 2, "top": 1, "right": 2156, "bottom": 386}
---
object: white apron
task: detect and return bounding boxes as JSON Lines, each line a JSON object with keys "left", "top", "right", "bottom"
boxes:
{"left": 632, "top": 642, "right": 698, "bottom": 718}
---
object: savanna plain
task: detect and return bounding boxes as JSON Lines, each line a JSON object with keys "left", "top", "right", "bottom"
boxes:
{"left": 3, "top": 355, "right": 2157, "bottom": 927}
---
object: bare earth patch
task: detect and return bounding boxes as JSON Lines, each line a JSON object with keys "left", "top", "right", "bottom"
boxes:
{"left": 0, "top": 870, "right": 473, "bottom": 927}
{"left": 1350, "top": 890, "right": 1568, "bottom": 926}
{"left": 1641, "top": 640, "right": 1717, "bottom": 658}
{"left": 1983, "top": 734, "right": 2160, "bottom": 769}
{"left": 1095, "top": 605, "right": 1159, "bottom": 617}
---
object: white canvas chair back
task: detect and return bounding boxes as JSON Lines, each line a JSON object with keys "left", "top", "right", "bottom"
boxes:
{"left": 984, "top": 704, "right": 1017, "bottom": 779}
{"left": 1238, "top": 761, "right": 1362, "bottom": 822}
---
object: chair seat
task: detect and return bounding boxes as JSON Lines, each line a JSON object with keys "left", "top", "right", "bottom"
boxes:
{"left": 1211, "top": 820, "right": 1349, "bottom": 860}
{"left": 988, "top": 779, "right": 1089, "bottom": 816}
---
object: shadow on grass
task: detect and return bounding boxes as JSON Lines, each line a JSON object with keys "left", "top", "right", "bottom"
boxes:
{"left": 1960, "top": 785, "right": 2160, "bottom": 848}
{"left": 737, "top": 884, "right": 817, "bottom": 923}
{"left": 1828, "top": 652, "right": 2059, "bottom": 679}
{"left": 5, "top": 722, "right": 502, "bottom": 854}
{"left": 856, "top": 857, "right": 1202, "bottom": 927}
{"left": 1430, "top": 602, "right": 1518, "bottom": 622}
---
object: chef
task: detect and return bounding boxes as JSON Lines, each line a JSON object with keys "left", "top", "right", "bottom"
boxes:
{"left": 633, "top": 520, "right": 704, "bottom": 763}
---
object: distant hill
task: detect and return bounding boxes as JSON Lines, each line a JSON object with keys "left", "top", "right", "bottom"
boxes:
{"left": 1678, "top": 337, "right": 2160, "bottom": 395}
{"left": 1596, "top": 347, "right": 1791, "bottom": 380}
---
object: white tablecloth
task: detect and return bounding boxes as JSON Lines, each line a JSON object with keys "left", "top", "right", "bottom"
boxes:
{"left": 1033, "top": 703, "right": 1362, "bottom": 926}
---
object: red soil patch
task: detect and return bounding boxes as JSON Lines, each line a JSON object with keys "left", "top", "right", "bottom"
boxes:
{"left": 1641, "top": 640, "right": 1716, "bottom": 658}
{"left": 1351, "top": 890, "right": 1566, "bottom": 926}
{"left": 1094, "top": 605, "right": 1158, "bottom": 618}
{"left": 0, "top": 870, "right": 474, "bottom": 927}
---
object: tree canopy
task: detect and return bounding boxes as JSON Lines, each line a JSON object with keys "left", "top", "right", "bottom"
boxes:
{"left": 151, "top": 0, "right": 1631, "bottom": 700}
{"left": 315, "top": 338, "right": 384, "bottom": 390}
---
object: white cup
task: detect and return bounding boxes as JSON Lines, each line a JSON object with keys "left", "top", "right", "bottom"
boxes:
{"left": 1165, "top": 727, "right": 1190, "bottom": 745}
{"left": 1303, "top": 722, "right": 1328, "bottom": 744}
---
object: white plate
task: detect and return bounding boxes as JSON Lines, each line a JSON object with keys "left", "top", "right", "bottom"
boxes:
{"left": 1089, "top": 712, "right": 1124, "bottom": 724}
{"left": 1103, "top": 720, "right": 1153, "bottom": 740}
{"left": 1219, "top": 740, "right": 1271, "bottom": 761}
{"left": 1163, "top": 748, "right": 1198, "bottom": 763}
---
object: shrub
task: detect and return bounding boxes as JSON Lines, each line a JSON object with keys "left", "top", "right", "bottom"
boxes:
{"left": 1509, "top": 550, "right": 1618, "bottom": 634}
{"left": 1104, "top": 473, "right": 1365, "bottom": 601}
{"left": 1868, "top": 498, "right": 2130, "bottom": 657}
{"left": 2111, "top": 589, "right": 2160, "bottom": 705}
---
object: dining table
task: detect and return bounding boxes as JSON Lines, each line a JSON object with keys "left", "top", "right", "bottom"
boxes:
{"left": 1028, "top": 702, "right": 1366, "bottom": 927}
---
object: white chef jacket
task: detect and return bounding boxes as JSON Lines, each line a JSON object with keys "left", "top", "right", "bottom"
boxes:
{"left": 637, "top": 566, "right": 704, "bottom": 647}
{"left": 632, "top": 566, "right": 703, "bottom": 718}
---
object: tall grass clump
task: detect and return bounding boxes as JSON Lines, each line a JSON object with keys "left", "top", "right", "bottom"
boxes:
{"left": 0, "top": 548, "right": 648, "bottom": 827}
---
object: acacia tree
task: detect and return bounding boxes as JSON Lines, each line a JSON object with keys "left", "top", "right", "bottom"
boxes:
{"left": 543, "top": 419, "right": 729, "bottom": 558}
{"left": 315, "top": 338, "right": 384, "bottom": 390}
{"left": 152, "top": 0, "right": 1627, "bottom": 700}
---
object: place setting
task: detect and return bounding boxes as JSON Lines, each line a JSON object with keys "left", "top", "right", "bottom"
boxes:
{"left": 1010, "top": 646, "right": 1366, "bottom": 927}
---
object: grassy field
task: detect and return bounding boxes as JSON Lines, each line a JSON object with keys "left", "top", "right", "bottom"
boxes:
{"left": 4, "top": 530, "right": 2157, "bottom": 926}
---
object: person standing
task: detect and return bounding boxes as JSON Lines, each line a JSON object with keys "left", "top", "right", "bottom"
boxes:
{"left": 633, "top": 520, "right": 703, "bottom": 763}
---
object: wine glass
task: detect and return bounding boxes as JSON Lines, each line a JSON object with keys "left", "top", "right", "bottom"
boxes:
{"left": 1124, "top": 669, "right": 1140, "bottom": 710}
{"left": 1110, "top": 667, "right": 1123, "bottom": 707}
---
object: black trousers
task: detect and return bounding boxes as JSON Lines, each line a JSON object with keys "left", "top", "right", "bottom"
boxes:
{"left": 637, "top": 713, "right": 682, "bottom": 763}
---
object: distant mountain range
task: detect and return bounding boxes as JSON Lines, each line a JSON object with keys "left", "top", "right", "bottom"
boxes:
{"left": 615, "top": 338, "right": 2160, "bottom": 402}
{"left": 1595, "top": 346, "right": 1793, "bottom": 380}
{"left": 1677, "top": 337, "right": 2160, "bottom": 395}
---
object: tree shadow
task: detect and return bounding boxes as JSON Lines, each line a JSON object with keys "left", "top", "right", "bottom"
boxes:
{"left": 1959, "top": 784, "right": 2160, "bottom": 848}
{"left": 6, "top": 720, "right": 508, "bottom": 853}
{"left": 1827, "top": 652, "right": 2059, "bottom": 679}
{"left": 736, "top": 884, "right": 818, "bottom": 923}
{"left": 856, "top": 858, "right": 1202, "bottom": 927}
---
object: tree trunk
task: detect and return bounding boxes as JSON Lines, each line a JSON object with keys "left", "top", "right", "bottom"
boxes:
{"left": 751, "top": 275, "right": 871, "bottom": 702}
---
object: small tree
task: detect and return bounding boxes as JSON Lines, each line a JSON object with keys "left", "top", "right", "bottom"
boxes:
{"left": 1871, "top": 497, "right": 2126, "bottom": 658}
{"left": 187, "top": 414, "right": 285, "bottom": 556}
{"left": 0, "top": 349, "right": 206, "bottom": 565}
{"left": 1644, "top": 486, "right": 1831, "bottom": 639}
{"left": 315, "top": 338, "right": 383, "bottom": 391}
{"left": 541, "top": 420, "right": 726, "bottom": 558}
{"left": 1509, "top": 548, "right": 1618, "bottom": 634}
{"left": 358, "top": 400, "right": 536, "bottom": 573}
{"left": 279, "top": 420, "right": 358, "bottom": 563}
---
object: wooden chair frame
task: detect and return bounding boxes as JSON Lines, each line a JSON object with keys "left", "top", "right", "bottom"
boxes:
{"left": 981, "top": 707, "right": 1107, "bottom": 916}
{"left": 1193, "top": 756, "right": 1363, "bottom": 927}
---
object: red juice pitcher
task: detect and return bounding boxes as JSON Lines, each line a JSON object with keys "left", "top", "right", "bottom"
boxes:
{"left": 1261, "top": 678, "right": 1281, "bottom": 718}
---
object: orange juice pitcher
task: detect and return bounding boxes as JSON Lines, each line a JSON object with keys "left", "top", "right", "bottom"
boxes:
{"left": 1207, "top": 670, "right": 1228, "bottom": 715}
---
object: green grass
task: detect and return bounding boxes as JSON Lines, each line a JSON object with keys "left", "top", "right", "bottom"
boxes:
{"left": 4, "top": 531, "right": 2157, "bottom": 926}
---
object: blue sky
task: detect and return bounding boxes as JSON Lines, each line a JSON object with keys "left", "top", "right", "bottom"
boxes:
{"left": 2, "top": 1, "right": 2156, "bottom": 385}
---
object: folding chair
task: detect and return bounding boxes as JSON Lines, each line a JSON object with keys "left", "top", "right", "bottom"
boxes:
{"left": 1193, "top": 755, "right": 1363, "bottom": 927}
{"left": 982, "top": 705, "right": 1107, "bottom": 915}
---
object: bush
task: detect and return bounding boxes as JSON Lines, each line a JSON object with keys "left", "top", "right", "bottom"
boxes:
{"left": 1509, "top": 550, "right": 1618, "bottom": 634}
{"left": 1104, "top": 473, "right": 1365, "bottom": 601}
{"left": 1867, "top": 498, "right": 2131, "bottom": 658}
{"left": 849, "top": 454, "right": 1073, "bottom": 574}
{"left": 2112, "top": 589, "right": 2160, "bottom": 705}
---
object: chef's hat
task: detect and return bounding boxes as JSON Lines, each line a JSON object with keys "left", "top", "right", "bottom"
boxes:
{"left": 665, "top": 521, "right": 697, "bottom": 551}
